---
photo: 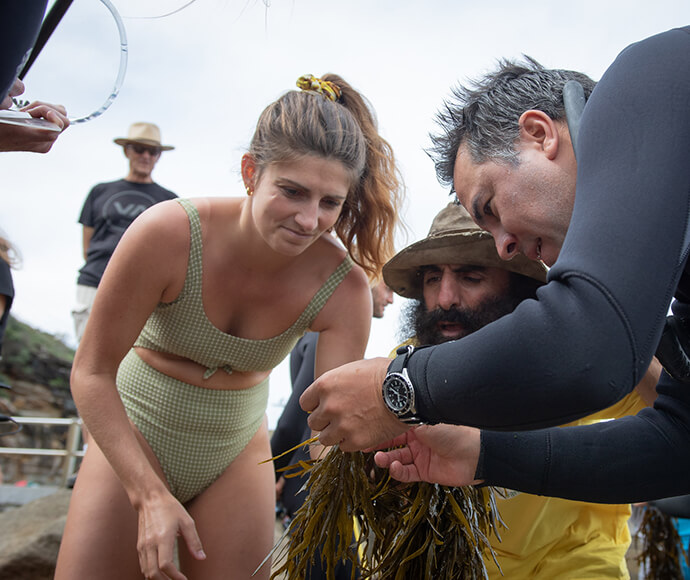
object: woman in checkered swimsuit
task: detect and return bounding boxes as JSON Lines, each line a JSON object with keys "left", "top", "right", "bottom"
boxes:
{"left": 55, "top": 74, "right": 402, "bottom": 580}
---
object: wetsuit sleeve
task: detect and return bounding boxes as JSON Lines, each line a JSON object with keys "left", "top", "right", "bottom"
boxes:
{"left": 402, "top": 27, "right": 690, "bottom": 436}
{"left": 478, "top": 370, "right": 690, "bottom": 503}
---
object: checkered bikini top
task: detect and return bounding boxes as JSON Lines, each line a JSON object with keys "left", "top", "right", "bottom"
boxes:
{"left": 134, "top": 198, "right": 353, "bottom": 378}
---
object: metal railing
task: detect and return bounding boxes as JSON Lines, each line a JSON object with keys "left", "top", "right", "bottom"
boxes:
{"left": 0, "top": 416, "right": 84, "bottom": 487}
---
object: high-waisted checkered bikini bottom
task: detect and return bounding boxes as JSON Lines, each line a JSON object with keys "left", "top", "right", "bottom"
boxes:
{"left": 117, "top": 349, "right": 269, "bottom": 503}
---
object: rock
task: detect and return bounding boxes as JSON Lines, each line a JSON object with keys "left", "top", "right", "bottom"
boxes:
{"left": 0, "top": 487, "right": 291, "bottom": 579}
{"left": 0, "top": 488, "right": 71, "bottom": 580}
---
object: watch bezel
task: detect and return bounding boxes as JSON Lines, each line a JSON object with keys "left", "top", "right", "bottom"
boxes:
{"left": 382, "top": 369, "right": 415, "bottom": 416}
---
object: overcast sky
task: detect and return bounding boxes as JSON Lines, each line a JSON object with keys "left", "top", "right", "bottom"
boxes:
{"left": 2, "top": 0, "right": 689, "bottom": 426}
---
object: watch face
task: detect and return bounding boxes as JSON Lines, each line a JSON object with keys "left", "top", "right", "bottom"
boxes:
{"left": 384, "top": 375, "right": 410, "bottom": 412}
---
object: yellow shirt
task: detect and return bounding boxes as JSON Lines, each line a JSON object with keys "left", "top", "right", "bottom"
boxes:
{"left": 390, "top": 340, "right": 645, "bottom": 579}
{"left": 484, "top": 392, "right": 646, "bottom": 579}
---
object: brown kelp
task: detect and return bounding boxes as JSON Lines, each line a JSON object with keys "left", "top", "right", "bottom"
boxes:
{"left": 264, "top": 441, "right": 503, "bottom": 580}
{"left": 634, "top": 505, "right": 689, "bottom": 579}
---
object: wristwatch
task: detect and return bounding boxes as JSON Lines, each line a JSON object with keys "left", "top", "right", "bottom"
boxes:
{"left": 382, "top": 345, "right": 424, "bottom": 424}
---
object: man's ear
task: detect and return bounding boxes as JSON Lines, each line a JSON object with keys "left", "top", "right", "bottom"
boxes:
{"left": 241, "top": 154, "right": 257, "bottom": 190}
{"left": 518, "top": 110, "right": 560, "bottom": 160}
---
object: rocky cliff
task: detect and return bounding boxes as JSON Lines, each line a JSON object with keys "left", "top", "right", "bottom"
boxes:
{"left": 0, "top": 315, "right": 76, "bottom": 485}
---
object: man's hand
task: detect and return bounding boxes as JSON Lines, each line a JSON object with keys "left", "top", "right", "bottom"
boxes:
{"left": 300, "top": 357, "right": 408, "bottom": 451}
{"left": 372, "top": 424, "right": 484, "bottom": 487}
{"left": 0, "top": 100, "right": 69, "bottom": 153}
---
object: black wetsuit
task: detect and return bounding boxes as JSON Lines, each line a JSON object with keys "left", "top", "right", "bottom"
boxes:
{"left": 396, "top": 27, "right": 690, "bottom": 503}
{"left": 0, "top": 1, "right": 47, "bottom": 102}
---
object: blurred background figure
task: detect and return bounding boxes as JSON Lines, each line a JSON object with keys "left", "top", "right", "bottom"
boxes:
{"left": 0, "top": 236, "right": 17, "bottom": 357}
{"left": 71, "top": 122, "right": 177, "bottom": 342}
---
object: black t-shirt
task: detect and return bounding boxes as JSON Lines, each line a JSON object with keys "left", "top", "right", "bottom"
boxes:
{"left": 0, "top": 259, "right": 15, "bottom": 355}
{"left": 77, "top": 179, "right": 177, "bottom": 287}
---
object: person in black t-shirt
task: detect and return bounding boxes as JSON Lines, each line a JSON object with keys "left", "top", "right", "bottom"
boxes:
{"left": 72, "top": 122, "right": 177, "bottom": 341}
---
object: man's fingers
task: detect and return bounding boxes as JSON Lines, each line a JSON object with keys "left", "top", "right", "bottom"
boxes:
{"left": 299, "top": 383, "right": 318, "bottom": 413}
{"left": 365, "top": 432, "right": 410, "bottom": 453}
{"left": 23, "top": 103, "right": 70, "bottom": 130}
{"left": 374, "top": 446, "right": 412, "bottom": 469}
{"left": 374, "top": 450, "right": 393, "bottom": 468}
{"left": 44, "top": 109, "right": 68, "bottom": 130}
{"left": 315, "top": 423, "right": 337, "bottom": 447}
{"left": 306, "top": 411, "right": 326, "bottom": 433}
{"left": 388, "top": 460, "right": 421, "bottom": 483}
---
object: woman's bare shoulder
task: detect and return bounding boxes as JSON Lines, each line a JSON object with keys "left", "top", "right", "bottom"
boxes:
{"left": 113, "top": 200, "right": 193, "bottom": 266}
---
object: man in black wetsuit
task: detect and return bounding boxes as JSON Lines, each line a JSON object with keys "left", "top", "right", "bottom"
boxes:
{"left": 301, "top": 27, "right": 690, "bottom": 503}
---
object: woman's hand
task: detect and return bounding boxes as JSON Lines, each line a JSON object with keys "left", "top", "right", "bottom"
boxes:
{"left": 136, "top": 492, "right": 205, "bottom": 579}
{"left": 372, "top": 424, "right": 484, "bottom": 487}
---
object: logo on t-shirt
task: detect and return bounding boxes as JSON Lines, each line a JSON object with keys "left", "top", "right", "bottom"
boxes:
{"left": 101, "top": 190, "right": 158, "bottom": 233}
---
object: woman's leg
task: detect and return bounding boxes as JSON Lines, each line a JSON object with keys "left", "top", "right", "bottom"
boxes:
{"left": 55, "top": 426, "right": 170, "bottom": 580}
{"left": 54, "top": 439, "right": 142, "bottom": 579}
{"left": 180, "top": 419, "right": 276, "bottom": 580}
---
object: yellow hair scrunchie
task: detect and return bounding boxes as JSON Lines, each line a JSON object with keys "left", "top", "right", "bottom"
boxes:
{"left": 296, "top": 74, "right": 342, "bottom": 102}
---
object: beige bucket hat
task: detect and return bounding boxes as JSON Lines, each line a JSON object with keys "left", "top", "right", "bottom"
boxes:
{"left": 113, "top": 122, "right": 174, "bottom": 151}
{"left": 383, "top": 202, "right": 548, "bottom": 300}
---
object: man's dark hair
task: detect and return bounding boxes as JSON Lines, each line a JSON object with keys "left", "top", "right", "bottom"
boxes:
{"left": 428, "top": 57, "right": 597, "bottom": 189}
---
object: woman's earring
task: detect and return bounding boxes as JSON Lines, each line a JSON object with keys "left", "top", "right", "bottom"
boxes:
{"left": 246, "top": 185, "right": 253, "bottom": 196}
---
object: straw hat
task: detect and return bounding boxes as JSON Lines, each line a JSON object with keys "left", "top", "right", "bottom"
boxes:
{"left": 383, "top": 202, "right": 548, "bottom": 300}
{"left": 113, "top": 122, "right": 174, "bottom": 151}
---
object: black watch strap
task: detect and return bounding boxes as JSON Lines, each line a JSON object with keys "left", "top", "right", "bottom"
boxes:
{"left": 389, "top": 344, "right": 414, "bottom": 374}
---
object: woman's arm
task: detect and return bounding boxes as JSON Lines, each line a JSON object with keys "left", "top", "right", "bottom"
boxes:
{"left": 71, "top": 201, "right": 205, "bottom": 579}
{"left": 304, "top": 262, "right": 375, "bottom": 457}
{"left": 310, "top": 263, "right": 372, "bottom": 379}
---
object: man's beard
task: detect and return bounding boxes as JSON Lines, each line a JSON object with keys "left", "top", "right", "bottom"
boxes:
{"left": 403, "top": 294, "right": 523, "bottom": 346}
